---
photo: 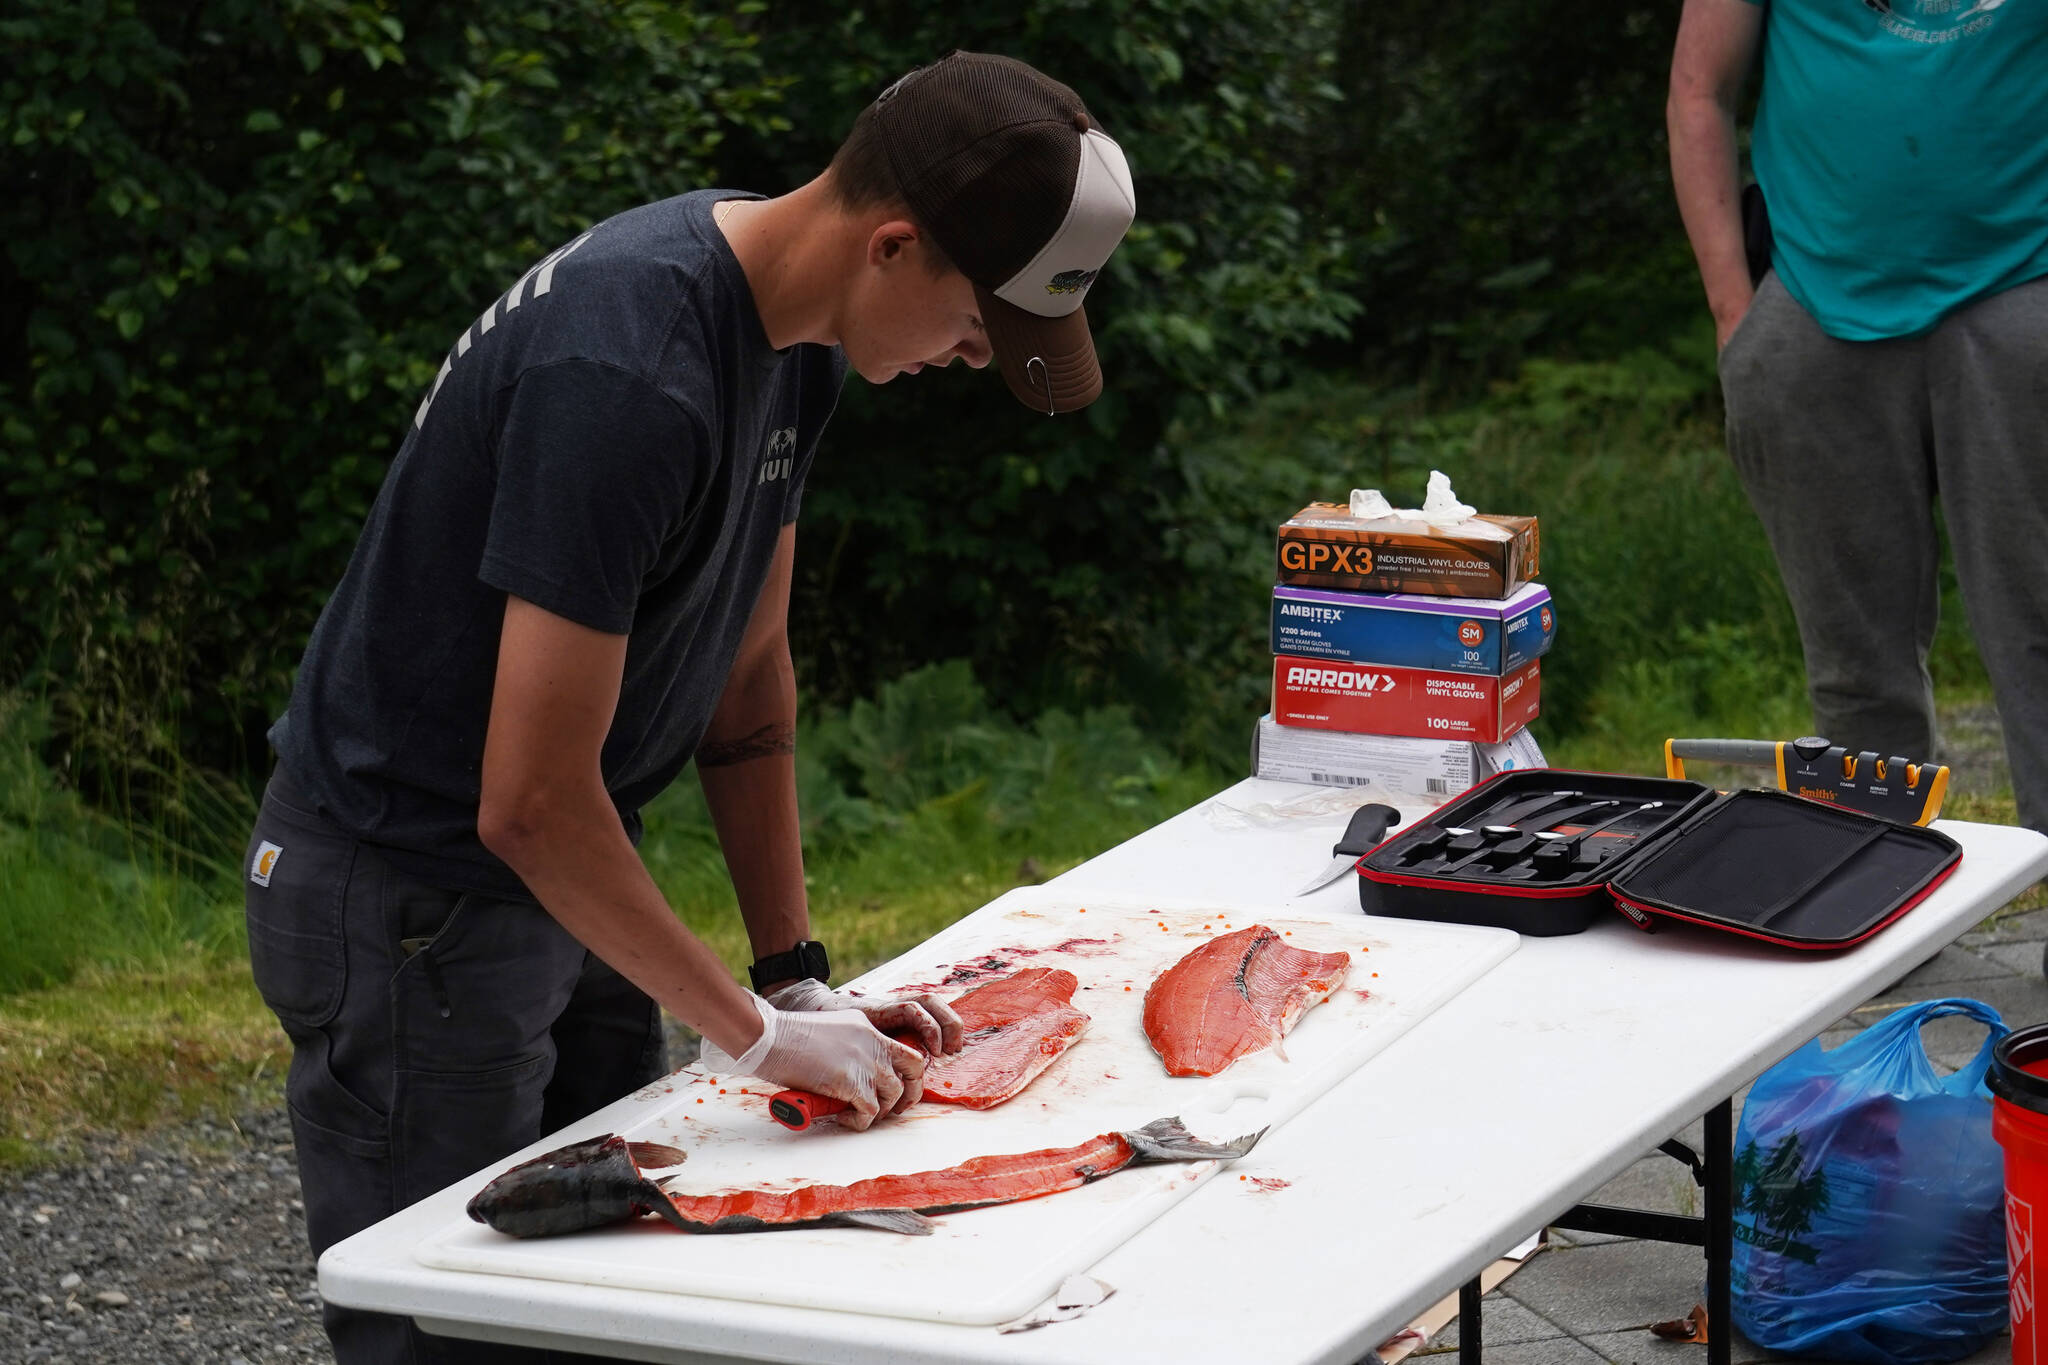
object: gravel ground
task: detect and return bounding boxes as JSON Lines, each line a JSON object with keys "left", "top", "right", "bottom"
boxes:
{"left": 0, "top": 1107, "right": 330, "bottom": 1364}
{"left": 0, "top": 704, "right": 2023, "bottom": 1363}
{"left": 0, "top": 1030, "right": 707, "bottom": 1365}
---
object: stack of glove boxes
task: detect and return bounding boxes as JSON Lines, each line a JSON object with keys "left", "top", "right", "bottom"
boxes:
{"left": 1254, "top": 497, "right": 1554, "bottom": 801}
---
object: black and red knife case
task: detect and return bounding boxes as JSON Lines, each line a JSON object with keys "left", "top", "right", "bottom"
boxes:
{"left": 1356, "top": 768, "right": 1961, "bottom": 947}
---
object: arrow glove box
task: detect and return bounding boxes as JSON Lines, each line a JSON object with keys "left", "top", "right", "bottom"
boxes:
{"left": 1357, "top": 769, "right": 1961, "bottom": 947}
{"left": 1272, "top": 656, "right": 1541, "bottom": 743}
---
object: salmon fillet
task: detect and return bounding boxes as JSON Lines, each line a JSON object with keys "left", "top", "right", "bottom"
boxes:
{"left": 1143, "top": 925, "right": 1350, "bottom": 1077}
{"left": 655, "top": 1117, "right": 1261, "bottom": 1234}
{"left": 923, "top": 967, "right": 1089, "bottom": 1109}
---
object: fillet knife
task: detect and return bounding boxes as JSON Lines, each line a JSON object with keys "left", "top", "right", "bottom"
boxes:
{"left": 1294, "top": 803, "right": 1402, "bottom": 896}
{"left": 767, "top": 1025, "right": 929, "bottom": 1132}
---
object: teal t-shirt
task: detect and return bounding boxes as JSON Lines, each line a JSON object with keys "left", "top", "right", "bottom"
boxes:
{"left": 1747, "top": 0, "right": 2048, "bottom": 340}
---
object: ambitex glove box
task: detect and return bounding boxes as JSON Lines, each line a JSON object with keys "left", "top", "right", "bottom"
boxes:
{"left": 1356, "top": 768, "right": 1962, "bottom": 947}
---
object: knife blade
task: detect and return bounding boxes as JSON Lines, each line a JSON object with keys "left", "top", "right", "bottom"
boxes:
{"left": 1294, "top": 803, "right": 1401, "bottom": 896}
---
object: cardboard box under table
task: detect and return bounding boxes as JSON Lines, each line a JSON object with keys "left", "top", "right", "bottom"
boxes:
{"left": 1271, "top": 582, "right": 1555, "bottom": 676}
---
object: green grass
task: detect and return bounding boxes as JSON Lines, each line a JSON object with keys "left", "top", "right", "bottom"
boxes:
{"left": 0, "top": 694, "right": 254, "bottom": 997}
{"left": 0, "top": 955, "right": 284, "bottom": 1166}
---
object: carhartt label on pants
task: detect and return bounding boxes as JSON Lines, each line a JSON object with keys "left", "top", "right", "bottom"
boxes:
{"left": 251, "top": 841, "right": 283, "bottom": 887}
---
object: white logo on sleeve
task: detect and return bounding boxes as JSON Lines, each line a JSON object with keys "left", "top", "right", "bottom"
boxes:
{"left": 414, "top": 230, "right": 596, "bottom": 430}
{"left": 250, "top": 841, "right": 284, "bottom": 887}
{"left": 757, "top": 427, "right": 797, "bottom": 485}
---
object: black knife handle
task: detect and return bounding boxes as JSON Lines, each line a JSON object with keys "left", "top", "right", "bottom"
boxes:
{"left": 1334, "top": 803, "right": 1401, "bottom": 857}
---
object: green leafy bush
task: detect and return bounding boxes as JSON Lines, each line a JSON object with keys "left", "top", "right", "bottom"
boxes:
{"left": 5, "top": 1, "right": 1362, "bottom": 774}
{"left": 1323, "top": 0, "right": 1703, "bottom": 378}
{"left": 3, "top": 0, "right": 786, "bottom": 772}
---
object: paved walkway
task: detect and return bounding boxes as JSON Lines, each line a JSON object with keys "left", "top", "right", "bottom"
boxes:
{"left": 1417, "top": 898, "right": 2048, "bottom": 1364}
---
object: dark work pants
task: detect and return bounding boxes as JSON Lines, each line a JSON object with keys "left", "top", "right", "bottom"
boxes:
{"left": 244, "top": 767, "right": 665, "bottom": 1364}
{"left": 1720, "top": 271, "right": 2048, "bottom": 835}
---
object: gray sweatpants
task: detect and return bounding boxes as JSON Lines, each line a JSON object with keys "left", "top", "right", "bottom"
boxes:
{"left": 1719, "top": 271, "right": 2048, "bottom": 835}
{"left": 244, "top": 767, "right": 666, "bottom": 1364}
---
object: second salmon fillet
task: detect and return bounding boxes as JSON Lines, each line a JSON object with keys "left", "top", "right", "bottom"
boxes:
{"left": 1143, "top": 926, "right": 1350, "bottom": 1077}
{"left": 924, "top": 967, "right": 1090, "bottom": 1108}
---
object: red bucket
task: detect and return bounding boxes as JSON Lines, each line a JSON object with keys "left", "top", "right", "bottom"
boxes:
{"left": 1990, "top": 1024, "right": 2048, "bottom": 1365}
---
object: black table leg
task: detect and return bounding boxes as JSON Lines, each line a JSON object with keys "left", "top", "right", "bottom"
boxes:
{"left": 1549, "top": 1095, "right": 1738, "bottom": 1365}
{"left": 1706, "top": 1097, "right": 1733, "bottom": 1365}
{"left": 1459, "top": 1276, "right": 1482, "bottom": 1364}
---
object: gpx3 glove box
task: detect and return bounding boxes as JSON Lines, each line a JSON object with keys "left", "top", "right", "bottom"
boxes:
{"left": 1356, "top": 768, "right": 1962, "bottom": 946}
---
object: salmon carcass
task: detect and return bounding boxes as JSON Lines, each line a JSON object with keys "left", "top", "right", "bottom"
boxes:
{"left": 1144, "top": 925, "right": 1350, "bottom": 1077}
{"left": 467, "top": 1118, "right": 1263, "bottom": 1238}
{"left": 922, "top": 967, "right": 1089, "bottom": 1109}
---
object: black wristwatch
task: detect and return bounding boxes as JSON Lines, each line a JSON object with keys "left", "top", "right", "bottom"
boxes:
{"left": 748, "top": 939, "right": 831, "bottom": 991}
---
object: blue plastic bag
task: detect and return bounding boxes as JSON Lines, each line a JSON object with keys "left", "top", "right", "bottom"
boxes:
{"left": 1731, "top": 997, "right": 2009, "bottom": 1363}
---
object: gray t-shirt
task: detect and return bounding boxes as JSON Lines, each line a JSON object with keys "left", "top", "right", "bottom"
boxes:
{"left": 271, "top": 191, "right": 845, "bottom": 897}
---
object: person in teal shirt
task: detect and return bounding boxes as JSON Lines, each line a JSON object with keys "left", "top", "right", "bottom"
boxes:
{"left": 1668, "top": 0, "right": 2048, "bottom": 836}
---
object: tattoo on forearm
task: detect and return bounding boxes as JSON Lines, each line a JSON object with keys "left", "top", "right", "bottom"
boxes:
{"left": 696, "top": 723, "right": 796, "bottom": 769}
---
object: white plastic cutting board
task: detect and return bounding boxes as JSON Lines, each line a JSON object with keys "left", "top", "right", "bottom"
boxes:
{"left": 415, "top": 889, "right": 1517, "bottom": 1325}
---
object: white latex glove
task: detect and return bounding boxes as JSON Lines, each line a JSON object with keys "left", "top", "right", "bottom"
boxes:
{"left": 711, "top": 995, "right": 928, "bottom": 1131}
{"left": 1419, "top": 469, "right": 1477, "bottom": 523}
{"left": 763, "top": 977, "right": 966, "bottom": 1058}
{"left": 1348, "top": 487, "right": 1393, "bottom": 520}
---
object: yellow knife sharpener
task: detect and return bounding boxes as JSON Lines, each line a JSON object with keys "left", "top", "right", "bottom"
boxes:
{"left": 1662, "top": 736, "right": 1948, "bottom": 826}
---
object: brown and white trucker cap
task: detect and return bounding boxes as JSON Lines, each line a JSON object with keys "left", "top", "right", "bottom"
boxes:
{"left": 871, "top": 52, "right": 1136, "bottom": 415}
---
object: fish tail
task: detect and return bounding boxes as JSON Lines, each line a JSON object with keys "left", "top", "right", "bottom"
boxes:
{"left": 1123, "top": 1116, "right": 1266, "bottom": 1163}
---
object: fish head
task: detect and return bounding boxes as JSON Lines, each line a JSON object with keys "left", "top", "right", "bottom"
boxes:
{"left": 466, "top": 1134, "right": 640, "bottom": 1236}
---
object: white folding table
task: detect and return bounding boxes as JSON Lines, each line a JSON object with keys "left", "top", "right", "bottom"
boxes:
{"left": 320, "top": 777, "right": 2048, "bottom": 1364}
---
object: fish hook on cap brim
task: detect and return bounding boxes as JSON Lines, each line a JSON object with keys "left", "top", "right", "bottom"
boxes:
{"left": 1025, "top": 356, "right": 1055, "bottom": 416}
